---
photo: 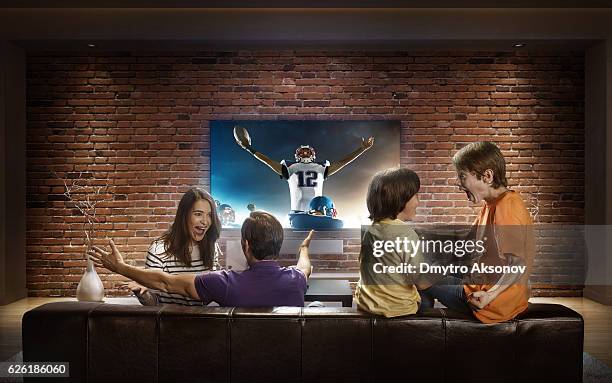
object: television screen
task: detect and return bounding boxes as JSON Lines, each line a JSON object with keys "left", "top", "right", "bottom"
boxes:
{"left": 211, "top": 120, "right": 400, "bottom": 228}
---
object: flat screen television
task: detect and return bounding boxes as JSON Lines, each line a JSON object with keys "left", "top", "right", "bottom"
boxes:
{"left": 211, "top": 120, "right": 400, "bottom": 228}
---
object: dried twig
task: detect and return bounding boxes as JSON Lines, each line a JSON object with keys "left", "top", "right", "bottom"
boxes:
{"left": 54, "top": 171, "right": 113, "bottom": 250}
{"left": 529, "top": 192, "right": 541, "bottom": 223}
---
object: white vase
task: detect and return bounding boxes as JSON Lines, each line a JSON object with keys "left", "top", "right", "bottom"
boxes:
{"left": 76, "top": 255, "right": 105, "bottom": 302}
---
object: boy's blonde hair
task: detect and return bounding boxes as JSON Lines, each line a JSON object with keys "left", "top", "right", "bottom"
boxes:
{"left": 453, "top": 142, "right": 507, "bottom": 188}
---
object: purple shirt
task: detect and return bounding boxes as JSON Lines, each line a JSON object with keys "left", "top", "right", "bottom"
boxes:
{"left": 194, "top": 260, "right": 307, "bottom": 307}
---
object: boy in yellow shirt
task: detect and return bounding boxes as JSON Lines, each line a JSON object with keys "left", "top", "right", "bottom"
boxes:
{"left": 354, "top": 168, "right": 427, "bottom": 317}
{"left": 419, "top": 141, "right": 535, "bottom": 323}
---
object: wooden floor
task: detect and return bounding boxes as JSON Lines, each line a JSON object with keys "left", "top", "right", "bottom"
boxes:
{"left": 530, "top": 297, "right": 612, "bottom": 367}
{"left": 0, "top": 297, "right": 133, "bottom": 362}
{"left": 1, "top": 297, "right": 611, "bottom": 366}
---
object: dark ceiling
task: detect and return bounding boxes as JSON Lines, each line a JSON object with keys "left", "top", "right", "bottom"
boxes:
{"left": 1, "top": 0, "right": 612, "bottom": 8}
{"left": 1, "top": 6, "right": 610, "bottom": 50}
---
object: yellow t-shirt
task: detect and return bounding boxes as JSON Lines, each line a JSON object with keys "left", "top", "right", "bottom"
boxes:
{"left": 354, "top": 219, "right": 422, "bottom": 318}
{"left": 464, "top": 190, "right": 536, "bottom": 323}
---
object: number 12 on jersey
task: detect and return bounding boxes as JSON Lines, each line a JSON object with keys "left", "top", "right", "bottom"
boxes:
{"left": 295, "top": 171, "right": 318, "bottom": 187}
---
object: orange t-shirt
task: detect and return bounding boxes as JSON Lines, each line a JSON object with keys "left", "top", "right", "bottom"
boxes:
{"left": 464, "top": 190, "right": 535, "bottom": 323}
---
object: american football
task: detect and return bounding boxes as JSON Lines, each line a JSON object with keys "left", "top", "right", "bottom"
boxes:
{"left": 233, "top": 126, "right": 252, "bottom": 148}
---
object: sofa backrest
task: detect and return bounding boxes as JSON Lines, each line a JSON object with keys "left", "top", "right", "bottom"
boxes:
{"left": 22, "top": 302, "right": 583, "bottom": 383}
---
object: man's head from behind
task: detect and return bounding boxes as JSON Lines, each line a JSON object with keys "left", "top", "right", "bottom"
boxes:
{"left": 453, "top": 141, "right": 508, "bottom": 203}
{"left": 241, "top": 211, "right": 284, "bottom": 262}
{"left": 295, "top": 145, "right": 316, "bottom": 163}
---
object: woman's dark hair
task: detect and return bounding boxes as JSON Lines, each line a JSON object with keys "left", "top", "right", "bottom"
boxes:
{"left": 241, "top": 211, "right": 284, "bottom": 260}
{"left": 160, "top": 188, "right": 221, "bottom": 268}
{"left": 367, "top": 167, "right": 420, "bottom": 222}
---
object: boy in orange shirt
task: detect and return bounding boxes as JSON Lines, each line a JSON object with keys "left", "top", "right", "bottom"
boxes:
{"left": 419, "top": 141, "right": 535, "bottom": 323}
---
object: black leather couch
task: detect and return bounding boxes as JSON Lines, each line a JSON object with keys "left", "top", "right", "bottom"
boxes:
{"left": 22, "top": 302, "right": 584, "bottom": 383}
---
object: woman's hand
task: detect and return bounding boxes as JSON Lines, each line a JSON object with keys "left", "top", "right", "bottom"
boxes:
{"left": 119, "top": 281, "right": 159, "bottom": 306}
{"left": 119, "top": 281, "right": 149, "bottom": 295}
{"left": 89, "top": 239, "right": 125, "bottom": 273}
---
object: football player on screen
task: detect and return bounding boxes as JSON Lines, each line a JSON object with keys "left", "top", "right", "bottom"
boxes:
{"left": 233, "top": 126, "right": 374, "bottom": 213}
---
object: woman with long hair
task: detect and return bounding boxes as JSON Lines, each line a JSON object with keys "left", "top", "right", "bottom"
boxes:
{"left": 129, "top": 188, "right": 222, "bottom": 306}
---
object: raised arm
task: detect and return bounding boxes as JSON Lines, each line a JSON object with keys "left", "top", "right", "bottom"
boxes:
{"left": 296, "top": 230, "right": 314, "bottom": 279}
{"left": 234, "top": 125, "right": 283, "bottom": 176}
{"left": 327, "top": 137, "right": 374, "bottom": 177}
{"left": 252, "top": 151, "right": 283, "bottom": 176}
{"left": 90, "top": 239, "right": 200, "bottom": 300}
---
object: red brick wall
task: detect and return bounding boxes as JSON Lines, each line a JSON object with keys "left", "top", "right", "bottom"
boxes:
{"left": 25, "top": 50, "right": 584, "bottom": 297}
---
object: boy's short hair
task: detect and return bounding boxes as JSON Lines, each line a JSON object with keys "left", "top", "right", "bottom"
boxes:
{"left": 367, "top": 167, "right": 420, "bottom": 222}
{"left": 453, "top": 141, "right": 508, "bottom": 188}
{"left": 241, "top": 211, "right": 284, "bottom": 260}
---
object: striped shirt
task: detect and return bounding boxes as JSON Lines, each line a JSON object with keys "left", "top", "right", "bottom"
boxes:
{"left": 145, "top": 240, "right": 222, "bottom": 306}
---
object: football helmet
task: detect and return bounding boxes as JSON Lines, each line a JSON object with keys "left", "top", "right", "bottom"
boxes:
{"left": 218, "top": 204, "right": 235, "bottom": 225}
{"left": 295, "top": 145, "right": 316, "bottom": 163}
{"left": 308, "top": 196, "right": 337, "bottom": 218}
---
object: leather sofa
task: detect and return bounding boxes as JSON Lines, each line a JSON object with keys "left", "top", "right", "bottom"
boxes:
{"left": 22, "top": 302, "right": 583, "bottom": 383}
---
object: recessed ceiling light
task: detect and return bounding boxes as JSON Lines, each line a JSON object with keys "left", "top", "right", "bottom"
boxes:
{"left": 87, "top": 43, "right": 96, "bottom": 48}
{"left": 513, "top": 43, "right": 526, "bottom": 48}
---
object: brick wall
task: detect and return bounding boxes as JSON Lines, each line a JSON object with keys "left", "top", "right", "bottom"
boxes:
{"left": 25, "top": 50, "right": 585, "bottom": 297}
